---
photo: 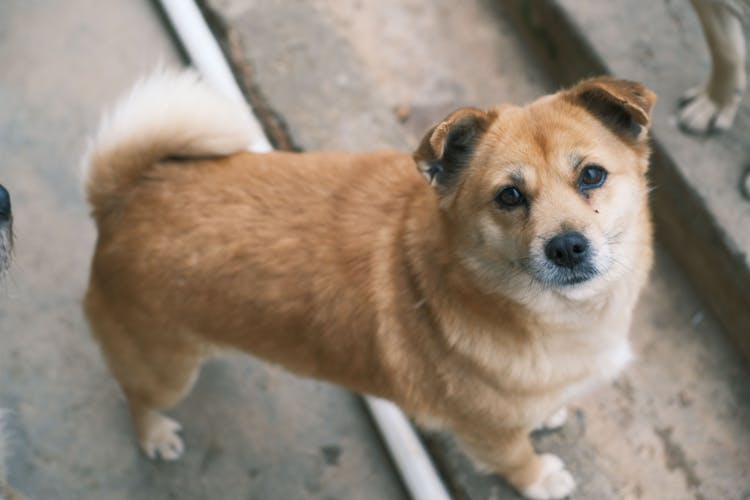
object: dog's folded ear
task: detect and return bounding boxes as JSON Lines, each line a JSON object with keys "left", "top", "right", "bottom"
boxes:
{"left": 414, "top": 107, "right": 496, "bottom": 189}
{"left": 565, "top": 77, "right": 656, "bottom": 140}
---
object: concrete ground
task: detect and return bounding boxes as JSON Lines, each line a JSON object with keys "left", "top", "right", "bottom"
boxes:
{"left": 0, "top": 1, "right": 406, "bottom": 499}
{"left": 1, "top": 0, "right": 749, "bottom": 499}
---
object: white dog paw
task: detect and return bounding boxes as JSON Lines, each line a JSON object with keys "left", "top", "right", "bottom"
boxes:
{"left": 522, "top": 454, "right": 576, "bottom": 500}
{"left": 140, "top": 414, "right": 184, "bottom": 461}
{"left": 678, "top": 87, "right": 741, "bottom": 133}
{"left": 542, "top": 408, "right": 568, "bottom": 431}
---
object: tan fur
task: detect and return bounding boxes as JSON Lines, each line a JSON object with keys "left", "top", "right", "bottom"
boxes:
{"left": 83, "top": 72, "right": 655, "bottom": 499}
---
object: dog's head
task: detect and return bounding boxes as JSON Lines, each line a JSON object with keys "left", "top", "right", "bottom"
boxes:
{"left": 414, "top": 77, "right": 655, "bottom": 303}
{"left": 0, "top": 184, "right": 12, "bottom": 276}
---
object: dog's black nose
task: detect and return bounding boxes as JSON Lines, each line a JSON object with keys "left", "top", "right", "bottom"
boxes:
{"left": 0, "top": 185, "right": 10, "bottom": 220}
{"left": 545, "top": 231, "right": 590, "bottom": 269}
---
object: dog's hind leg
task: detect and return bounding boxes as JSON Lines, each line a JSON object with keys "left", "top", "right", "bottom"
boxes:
{"left": 679, "top": 0, "right": 746, "bottom": 133}
{"left": 84, "top": 286, "right": 204, "bottom": 461}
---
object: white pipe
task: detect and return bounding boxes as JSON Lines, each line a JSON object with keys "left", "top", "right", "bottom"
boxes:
{"left": 159, "top": 0, "right": 272, "bottom": 153}
{"left": 157, "top": 2, "right": 453, "bottom": 499}
{"left": 364, "top": 397, "right": 452, "bottom": 500}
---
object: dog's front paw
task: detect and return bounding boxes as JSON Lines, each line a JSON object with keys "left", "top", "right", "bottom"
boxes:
{"left": 521, "top": 454, "right": 576, "bottom": 500}
{"left": 140, "top": 413, "right": 184, "bottom": 461}
{"left": 678, "top": 86, "right": 742, "bottom": 133}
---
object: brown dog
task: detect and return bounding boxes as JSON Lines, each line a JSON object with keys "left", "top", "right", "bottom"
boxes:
{"left": 82, "top": 71, "right": 654, "bottom": 499}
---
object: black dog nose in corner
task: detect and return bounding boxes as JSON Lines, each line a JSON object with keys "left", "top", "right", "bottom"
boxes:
{"left": 545, "top": 231, "right": 590, "bottom": 269}
{"left": 0, "top": 185, "right": 10, "bottom": 221}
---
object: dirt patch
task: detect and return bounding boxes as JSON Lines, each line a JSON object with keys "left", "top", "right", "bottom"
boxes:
{"left": 654, "top": 426, "right": 704, "bottom": 499}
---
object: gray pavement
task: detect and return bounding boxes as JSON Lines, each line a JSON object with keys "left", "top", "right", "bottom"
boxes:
{"left": 206, "top": 0, "right": 750, "bottom": 498}
{"left": 0, "top": 1, "right": 406, "bottom": 499}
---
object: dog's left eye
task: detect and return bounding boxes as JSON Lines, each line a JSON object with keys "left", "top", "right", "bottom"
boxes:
{"left": 495, "top": 186, "right": 526, "bottom": 209}
{"left": 578, "top": 165, "right": 607, "bottom": 190}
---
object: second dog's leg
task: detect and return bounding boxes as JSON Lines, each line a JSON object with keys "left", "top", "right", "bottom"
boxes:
{"left": 679, "top": 0, "right": 746, "bottom": 133}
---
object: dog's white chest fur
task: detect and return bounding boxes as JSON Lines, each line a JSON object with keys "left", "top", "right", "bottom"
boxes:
{"left": 505, "top": 330, "right": 633, "bottom": 433}
{"left": 557, "top": 336, "right": 633, "bottom": 403}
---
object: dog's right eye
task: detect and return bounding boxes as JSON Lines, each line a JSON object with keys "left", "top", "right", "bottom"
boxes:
{"left": 495, "top": 186, "right": 526, "bottom": 209}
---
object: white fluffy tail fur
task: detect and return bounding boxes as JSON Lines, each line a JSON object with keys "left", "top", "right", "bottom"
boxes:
{"left": 81, "top": 69, "right": 255, "bottom": 215}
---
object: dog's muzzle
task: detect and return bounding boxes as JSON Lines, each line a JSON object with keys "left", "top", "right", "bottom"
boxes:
{"left": 0, "top": 184, "right": 13, "bottom": 274}
{"left": 538, "top": 231, "right": 598, "bottom": 286}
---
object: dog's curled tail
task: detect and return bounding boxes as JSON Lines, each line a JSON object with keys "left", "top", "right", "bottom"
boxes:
{"left": 81, "top": 69, "right": 254, "bottom": 215}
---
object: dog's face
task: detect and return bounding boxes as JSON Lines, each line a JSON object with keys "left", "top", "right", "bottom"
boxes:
{"left": 415, "top": 77, "right": 655, "bottom": 303}
{"left": 0, "top": 184, "right": 12, "bottom": 276}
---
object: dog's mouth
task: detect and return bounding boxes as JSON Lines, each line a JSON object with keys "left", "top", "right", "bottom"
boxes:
{"left": 534, "top": 266, "right": 599, "bottom": 288}
{"left": 547, "top": 266, "right": 599, "bottom": 287}
{"left": 520, "top": 255, "right": 602, "bottom": 289}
